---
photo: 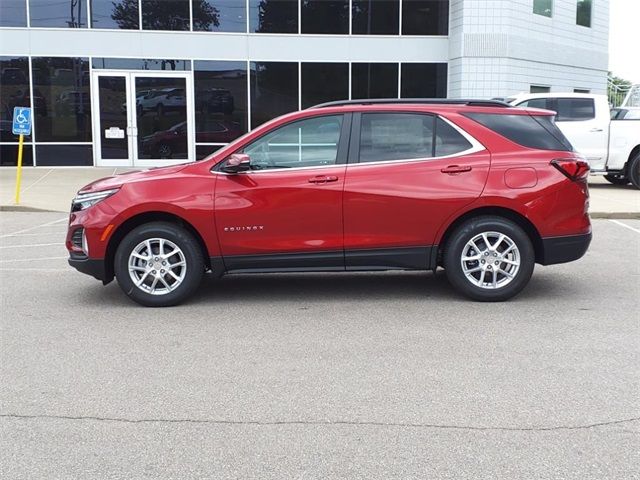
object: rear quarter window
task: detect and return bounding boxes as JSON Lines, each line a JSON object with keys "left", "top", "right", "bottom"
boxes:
{"left": 464, "top": 113, "right": 573, "bottom": 151}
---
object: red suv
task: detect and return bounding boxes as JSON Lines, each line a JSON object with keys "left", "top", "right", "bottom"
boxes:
{"left": 67, "top": 99, "right": 591, "bottom": 306}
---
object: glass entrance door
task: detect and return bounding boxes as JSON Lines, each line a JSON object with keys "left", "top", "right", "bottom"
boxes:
{"left": 93, "top": 71, "right": 193, "bottom": 167}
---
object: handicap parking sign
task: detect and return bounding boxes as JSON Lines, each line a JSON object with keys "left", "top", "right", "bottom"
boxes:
{"left": 12, "top": 107, "right": 32, "bottom": 136}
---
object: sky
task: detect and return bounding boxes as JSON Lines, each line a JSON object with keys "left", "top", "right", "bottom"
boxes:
{"left": 609, "top": 0, "right": 640, "bottom": 83}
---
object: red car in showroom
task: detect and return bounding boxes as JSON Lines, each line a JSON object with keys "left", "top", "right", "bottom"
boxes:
{"left": 67, "top": 99, "right": 591, "bottom": 306}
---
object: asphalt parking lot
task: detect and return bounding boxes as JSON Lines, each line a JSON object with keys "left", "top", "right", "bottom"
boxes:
{"left": 1, "top": 212, "right": 639, "bottom": 479}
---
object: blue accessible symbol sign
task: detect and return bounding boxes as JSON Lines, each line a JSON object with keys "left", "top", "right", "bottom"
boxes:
{"left": 12, "top": 106, "right": 32, "bottom": 136}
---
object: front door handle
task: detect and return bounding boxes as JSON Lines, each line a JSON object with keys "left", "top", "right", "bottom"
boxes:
{"left": 441, "top": 165, "right": 472, "bottom": 174}
{"left": 308, "top": 175, "right": 339, "bottom": 184}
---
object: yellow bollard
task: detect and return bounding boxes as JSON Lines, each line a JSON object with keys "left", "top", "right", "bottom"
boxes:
{"left": 14, "top": 134, "right": 24, "bottom": 204}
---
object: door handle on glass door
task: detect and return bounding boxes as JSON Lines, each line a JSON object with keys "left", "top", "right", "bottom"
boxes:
{"left": 308, "top": 175, "right": 339, "bottom": 184}
{"left": 441, "top": 165, "right": 472, "bottom": 174}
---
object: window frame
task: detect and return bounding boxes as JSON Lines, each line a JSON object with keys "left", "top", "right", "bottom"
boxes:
{"left": 576, "top": 0, "right": 592, "bottom": 28}
{"left": 533, "top": 0, "right": 553, "bottom": 17}
{"left": 214, "top": 112, "right": 352, "bottom": 174}
{"left": 348, "top": 111, "right": 485, "bottom": 166}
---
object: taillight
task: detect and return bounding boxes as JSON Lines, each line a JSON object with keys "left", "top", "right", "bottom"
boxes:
{"left": 551, "top": 158, "right": 590, "bottom": 182}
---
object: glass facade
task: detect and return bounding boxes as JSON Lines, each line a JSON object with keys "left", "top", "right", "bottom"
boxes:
{"left": 352, "top": 63, "right": 398, "bottom": 99}
{"left": 249, "top": 0, "right": 298, "bottom": 33}
{"left": 302, "top": 0, "right": 349, "bottom": 34}
{"left": 5, "top": 1, "right": 451, "bottom": 34}
{"left": 0, "top": 57, "right": 447, "bottom": 165}
{"left": 0, "top": 1, "right": 451, "bottom": 166}
{"left": 301, "top": 63, "right": 349, "bottom": 108}
{"left": 0, "top": 0, "right": 27, "bottom": 27}
{"left": 402, "top": 0, "right": 449, "bottom": 35}
{"left": 194, "top": 61, "right": 248, "bottom": 146}
{"left": 91, "top": 0, "right": 139, "bottom": 29}
{"left": 29, "top": 0, "right": 88, "bottom": 28}
{"left": 352, "top": 0, "right": 399, "bottom": 35}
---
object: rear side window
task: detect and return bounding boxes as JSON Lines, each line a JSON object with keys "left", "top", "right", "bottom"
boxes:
{"left": 358, "top": 113, "right": 473, "bottom": 163}
{"left": 519, "top": 98, "right": 549, "bottom": 110}
{"left": 465, "top": 113, "right": 573, "bottom": 151}
{"left": 555, "top": 98, "right": 595, "bottom": 121}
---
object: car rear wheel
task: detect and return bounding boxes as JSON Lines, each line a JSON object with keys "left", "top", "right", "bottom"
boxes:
{"left": 604, "top": 173, "right": 629, "bottom": 185}
{"left": 628, "top": 153, "right": 640, "bottom": 190}
{"left": 114, "top": 222, "right": 204, "bottom": 307}
{"left": 444, "top": 216, "right": 535, "bottom": 301}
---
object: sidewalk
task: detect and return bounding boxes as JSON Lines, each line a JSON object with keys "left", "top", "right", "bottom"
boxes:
{"left": 1, "top": 167, "right": 639, "bottom": 217}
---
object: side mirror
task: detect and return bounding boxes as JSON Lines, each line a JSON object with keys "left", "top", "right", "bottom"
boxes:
{"left": 221, "top": 153, "right": 251, "bottom": 174}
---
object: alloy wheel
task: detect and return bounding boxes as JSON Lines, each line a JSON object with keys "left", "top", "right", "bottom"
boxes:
{"left": 460, "top": 231, "right": 520, "bottom": 289}
{"left": 128, "top": 238, "right": 187, "bottom": 295}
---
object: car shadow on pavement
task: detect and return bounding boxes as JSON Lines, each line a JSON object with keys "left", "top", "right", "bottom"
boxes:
{"left": 78, "top": 269, "right": 576, "bottom": 308}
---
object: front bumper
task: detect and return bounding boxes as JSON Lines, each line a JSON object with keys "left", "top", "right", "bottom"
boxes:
{"left": 540, "top": 232, "right": 592, "bottom": 266}
{"left": 68, "top": 254, "right": 110, "bottom": 284}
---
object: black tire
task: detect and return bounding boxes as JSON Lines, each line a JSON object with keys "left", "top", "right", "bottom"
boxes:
{"left": 443, "top": 216, "right": 535, "bottom": 302}
{"left": 604, "top": 174, "right": 629, "bottom": 186}
{"left": 628, "top": 153, "right": 640, "bottom": 190}
{"left": 114, "top": 222, "right": 204, "bottom": 307}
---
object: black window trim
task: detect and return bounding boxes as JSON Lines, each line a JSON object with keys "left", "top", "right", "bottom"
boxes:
{"left": 213, "top": 112, "right": 352, "bottom": 174}
{"left": 348, "top": 111, "right": 485, "bottom": 166}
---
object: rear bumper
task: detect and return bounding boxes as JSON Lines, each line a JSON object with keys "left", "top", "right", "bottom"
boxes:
{"left": 68, "top": 254, "right": 110, "bottom": 283}
{"left": 540, "top": 232, "right": 592, "bottom": 266}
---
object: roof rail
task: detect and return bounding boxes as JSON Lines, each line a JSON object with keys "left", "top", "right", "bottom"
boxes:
{"left": 310, "top": 98, "right": 512, "bottom": 109}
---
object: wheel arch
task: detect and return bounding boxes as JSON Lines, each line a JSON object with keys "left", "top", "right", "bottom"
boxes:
{"left": 103, "top": 211, "right": 211, "bottom": 283}
{"left": 627, "top": 144, "right": 640, "bottom": 170}
{"left": 435, "top": 206, "right": 544, "bottom": 266}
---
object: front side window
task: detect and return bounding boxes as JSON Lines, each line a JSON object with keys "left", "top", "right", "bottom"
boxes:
{"left": 576, "top": 0, "right": 592, "bottom": 27}
{"left": 533, "top": 0, "right": 553, "bottom": 17}
{"left": 243, "top": 115, "right": 343, "bottom": 170}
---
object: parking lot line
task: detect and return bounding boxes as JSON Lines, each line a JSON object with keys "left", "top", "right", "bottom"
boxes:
{"left": 0, "top": 256, "right": 67, "bottom": 263}
{"left": 0, "top": 217, "right": 67, "bottom": 238}
{"left": 0, "top": 243, "right": 64, "bottom": 249}
{"left": 609, "top": 219, "right": 640, "bottom": 234}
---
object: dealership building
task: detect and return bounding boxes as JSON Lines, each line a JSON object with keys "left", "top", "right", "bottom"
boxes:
{"left": 0, "top": 0, "right": 608, "bottom": 168}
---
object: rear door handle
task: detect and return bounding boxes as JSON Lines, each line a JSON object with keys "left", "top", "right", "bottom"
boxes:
{"left": 589, "top": 128, "right": 604, "bottom": 133}
{"left": 308, "top": 175, "right": 339, "bottom": 184}
{"left": 441, "top": 165, "right": 472, "bottom": 174}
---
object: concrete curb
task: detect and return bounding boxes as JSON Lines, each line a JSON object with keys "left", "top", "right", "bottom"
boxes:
{"left": 1, "top": 204, "right": 639, "bottom": 219}
{"left": 0, "top": 205, "right": 64, "bottom": 213}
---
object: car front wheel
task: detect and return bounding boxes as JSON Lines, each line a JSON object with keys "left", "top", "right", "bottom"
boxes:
{"left": 444, "top": 216, "right": 535, "bottom": 301}
{"left": 114, "top": 222, "right": 204, "bottom": 307}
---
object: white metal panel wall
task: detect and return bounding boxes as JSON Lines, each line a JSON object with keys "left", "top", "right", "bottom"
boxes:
{"left": 448, "top": 0, "right": 609, "bottom": 98}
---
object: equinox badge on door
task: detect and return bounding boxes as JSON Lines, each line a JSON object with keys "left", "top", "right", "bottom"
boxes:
{"left": 224, "top": 226, "right": 264, "bottom": 232}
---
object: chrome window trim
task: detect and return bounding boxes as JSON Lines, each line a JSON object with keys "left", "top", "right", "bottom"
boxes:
{"left": 211, "top": 114, "right": 486, "bottom": 175}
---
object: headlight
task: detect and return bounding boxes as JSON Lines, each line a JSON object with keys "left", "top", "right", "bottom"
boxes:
{"left": 71, "top": 188, "right": 119, "bottom": 212}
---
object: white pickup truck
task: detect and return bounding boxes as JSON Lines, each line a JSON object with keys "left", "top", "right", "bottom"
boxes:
{"left": 506, "top": 93, "right": 640, "bottom": 189}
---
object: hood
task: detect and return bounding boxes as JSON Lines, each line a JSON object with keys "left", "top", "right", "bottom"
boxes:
{"left": 78, "top": 164, "right": 189, "bottom": 194}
